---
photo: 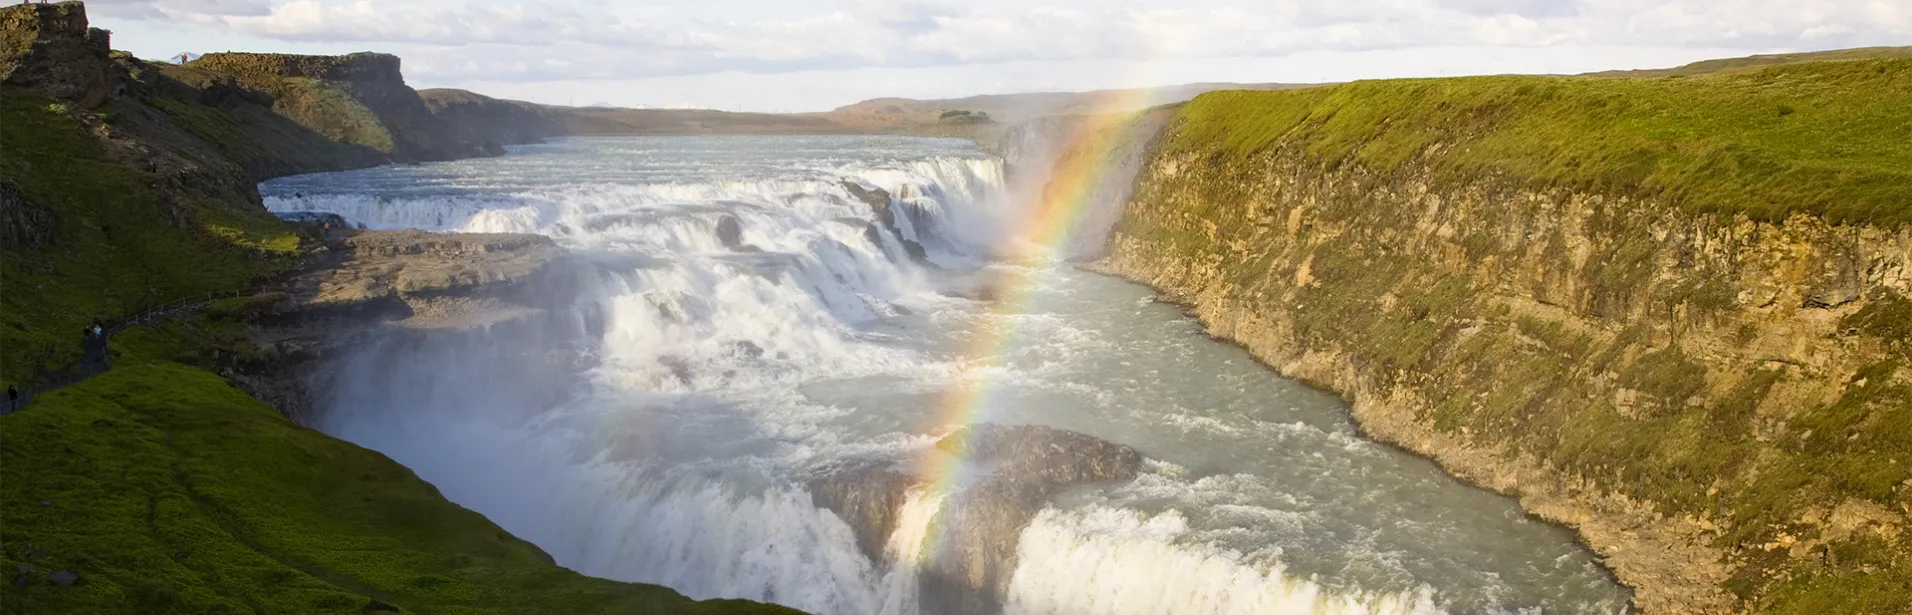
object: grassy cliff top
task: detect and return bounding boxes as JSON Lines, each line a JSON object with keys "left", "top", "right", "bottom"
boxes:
{"left": 1, "top": 362, "right": 799, "bottom": 615}
{"left": 1170, "top": 57, "right": 1912, "bottom": 225}
{"left": 1586, "top": 46, "right": 1912, "bottom": 78}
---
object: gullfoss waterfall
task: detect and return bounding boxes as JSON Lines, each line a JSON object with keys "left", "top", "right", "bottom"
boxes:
{"left": 265, "top": 136, "right": 1631, "bottom": 615}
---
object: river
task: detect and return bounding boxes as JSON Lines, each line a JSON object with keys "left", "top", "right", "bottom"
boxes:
{"left": 262, "top": 135, "right": 1631, "bottom": 615}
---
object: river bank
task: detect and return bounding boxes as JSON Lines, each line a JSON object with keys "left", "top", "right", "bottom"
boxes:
{"left": 1081, "top": 58, "right": 1912, "bottom": 613}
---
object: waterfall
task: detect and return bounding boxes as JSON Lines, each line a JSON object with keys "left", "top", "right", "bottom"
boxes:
{"left": 262, "top": 135, "right": 1630, "bottom": 615}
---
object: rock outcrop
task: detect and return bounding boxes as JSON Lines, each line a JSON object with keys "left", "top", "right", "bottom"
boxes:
{"left": 190, "top": 52, "right": 480, "bottom": 161}
{"left": 0, "top": 180, "right": 56, "bottom": 250}
{"left": 275, "top": 229, "right": 571, "bottom": 326}
{"left": 807, "top": 424, "right": 1142, "bottom": 615}
{"left": 842, "top": 180, "right": 929, "bottom": 262}
{"left": 0, "top": 1, "right": 115, "bottom": 106}
{"left": 921, "top": 424, "right": 1142, "bottom": 615}
{"left": 808, "top": 460, "right": 918, "bottom": 563}
{"left": 231, "top": 229, "right": 577, "bottom": 425}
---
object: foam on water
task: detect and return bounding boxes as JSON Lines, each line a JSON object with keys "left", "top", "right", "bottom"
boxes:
{"left": 1005, "top": 506, "right": 1442, "bottom": 615}
{"left": 269, "top": 136, "right": 1629, "bottom": 615}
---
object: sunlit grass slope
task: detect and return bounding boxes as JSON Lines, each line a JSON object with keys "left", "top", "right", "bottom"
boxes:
{"left": 0, "top": 90, "right": 301, "bottom": 381}
{"left": 1170, "top": 58, "right": 1912, "bottom": 225}
{"left": 0, "top": 363, "right": 798, "bottom": 614}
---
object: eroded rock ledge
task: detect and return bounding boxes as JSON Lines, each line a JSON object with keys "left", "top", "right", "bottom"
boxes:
{"left": 233, "top": 229, "right": 577, "bottom": 423}
{"left": 281, "top": 229, "right": 570, "bottom": 326}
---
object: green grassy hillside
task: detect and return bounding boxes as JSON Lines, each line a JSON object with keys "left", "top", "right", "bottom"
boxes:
{"left": 0, "top": 89, "right": 301, "bottom": 381}
{"left": 1171, "top": 58, "right": 1912, "bottom": 225}
{"left": 1, "top": 363, "right": 795, "bottom": 615}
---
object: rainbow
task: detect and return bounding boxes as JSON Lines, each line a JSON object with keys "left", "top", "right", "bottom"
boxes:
{"left": 904, "top": 87, "right": 1163, "bottom": 561}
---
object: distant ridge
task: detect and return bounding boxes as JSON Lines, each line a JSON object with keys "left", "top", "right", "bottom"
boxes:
{"left": 1584, "top": 46, "right": 1912, "bottom": 77}
{"left": 822, "top": 82, "right": 1312, "bottom": 129}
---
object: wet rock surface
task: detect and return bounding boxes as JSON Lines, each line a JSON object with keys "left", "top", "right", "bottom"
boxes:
{"left": 842, "top": 180, "right": 929, "bottom": 262}
{"left": 808, "top": 424, "right": 1143, "bottom": 615}
{"left": 808, "top": 459, "right": 917, "bottom": 563}
{"left": 280, "top": 229, "right": 568, "bottom": 325}
{"left": 235, "top": 229, "right": 584, "bottom": 425}
{"left": 922, "top": 424, "right": 1143, "bottom": 615}
{"left": 716, "top": 215, "right": 746, "bottom": 250}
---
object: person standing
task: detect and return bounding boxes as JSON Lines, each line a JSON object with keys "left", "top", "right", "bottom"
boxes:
{"left": 6, "top": 384, "right": 17, "bottom": 413}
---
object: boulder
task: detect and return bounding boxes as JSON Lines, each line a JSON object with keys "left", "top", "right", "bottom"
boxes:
{"left": 807, "top": 459, "right": 917, "bottom": 563}
{"left": 841, "top": 181, "right": 928, "bottom": 263}
{"left": 716, "top": 215, "right": 745, "bottom": 250}
{"left": 921, "top": 424, "right": 1143, "bottom": 614}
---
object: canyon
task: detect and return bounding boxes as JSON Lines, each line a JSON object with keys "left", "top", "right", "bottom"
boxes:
{"left": 6, "top": 1, "right": 1911, "bottom": 613}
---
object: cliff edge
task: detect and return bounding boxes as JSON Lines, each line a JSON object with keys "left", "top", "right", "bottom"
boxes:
{"left": 191, "top": 51, "right": 497, "bottom": 161}
{"left": 1092, "top": 58, "right": 1912, "bottom": 613}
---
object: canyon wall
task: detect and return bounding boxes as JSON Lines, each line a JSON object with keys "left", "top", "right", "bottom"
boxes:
{"left": 1089, "top": 64, "right": 1912, "bottom": 613}
{"left": 191, "top": 51, "right": 504, "bottom": 161}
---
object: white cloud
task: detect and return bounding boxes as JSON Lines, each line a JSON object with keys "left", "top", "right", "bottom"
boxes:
{"left": 84, "top": 0, "right": 1912, "bottom": 109}
{"left": 158, "top": 0, "right": 271, "bottom": 17}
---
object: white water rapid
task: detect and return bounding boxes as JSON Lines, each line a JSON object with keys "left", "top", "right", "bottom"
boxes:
{"left": 263, "top": 135, "right": 1631, "bottom": 615}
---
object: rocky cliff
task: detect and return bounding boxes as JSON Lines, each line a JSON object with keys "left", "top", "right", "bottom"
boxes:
{"left": 1089, "top": 59, "right": 1912, "bottom": 613}
{"left": 190, "top": 51, "right": 495, "bottom": 161}
{"left": 0, "top": 0, "right": 113, "bottom": 106}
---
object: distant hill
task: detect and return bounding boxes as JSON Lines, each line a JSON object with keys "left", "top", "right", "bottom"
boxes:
{"left": 822, "top": 82, "right": 1312, "bottom": 129}
{"left": 418, "top": 88, "right": 569, "bottom": 151}
{"left": 551, "top": 106, "right": 854, "bottom": 136}
{"left": 458, "top": 82, "right": 1316, "bottom": 139}
{"left": 1585, "top": 46, "right": 1912, "bottom": 78}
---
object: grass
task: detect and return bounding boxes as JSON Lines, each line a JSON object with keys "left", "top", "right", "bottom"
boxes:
{"left": 1167, "top": 58, "right": 1912, "bottom": 225}
{"left": 0, "top": 89, "right": 301, "bottom": 382}
{"left": 0, "top": 363, "right": 799, "bottom": 615}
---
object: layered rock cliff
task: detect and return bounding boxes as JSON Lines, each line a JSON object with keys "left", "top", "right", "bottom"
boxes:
{"left": 190, "top": 51, "right": 497, "bottom": 161}
{"left": 1088, "top": 60, "right": 1912, "bottom": 613}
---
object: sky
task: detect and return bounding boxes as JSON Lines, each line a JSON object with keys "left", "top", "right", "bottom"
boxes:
{"left": 84, "top": 0, "right": 1912, "bottom": 112}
